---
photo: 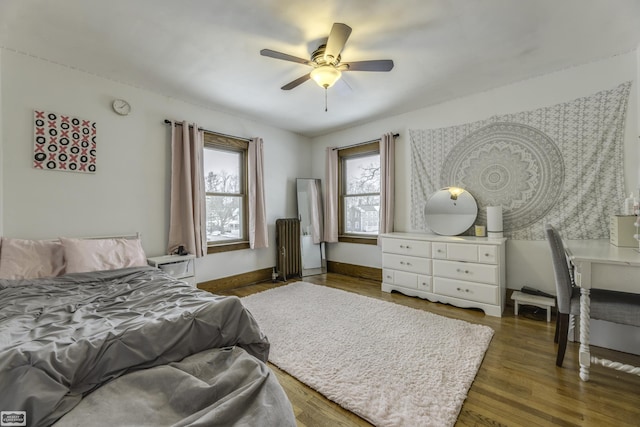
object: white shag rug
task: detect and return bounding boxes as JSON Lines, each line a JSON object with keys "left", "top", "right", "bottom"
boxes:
{"left": 240, "top": 282, "right": 494, "bottom": 427}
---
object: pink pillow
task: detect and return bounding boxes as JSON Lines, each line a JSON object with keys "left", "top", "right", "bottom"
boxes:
{"left": 0, "top": 237, "right": 66, "bottom": 279}
{"left": 61, "top": 237, "right": 147, "bottom": 274}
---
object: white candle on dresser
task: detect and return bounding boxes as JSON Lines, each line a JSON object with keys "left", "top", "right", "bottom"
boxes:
{"left": 486, "top": 206, "right": 503, "bottom": 238}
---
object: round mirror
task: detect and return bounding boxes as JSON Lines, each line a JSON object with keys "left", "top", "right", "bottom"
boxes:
{"left": 424, "top": 187, "right": 478, "bottom": 236}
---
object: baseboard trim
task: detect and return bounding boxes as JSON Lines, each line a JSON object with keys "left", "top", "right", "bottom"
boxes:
{"left": 198, "top": 267, "right": 273, "bottom": 293}
{"left": 327, "top": 261, "right": 382, "bottom": 282}
{"left": 198, "top": 263, "right": 382, "bottom": 293}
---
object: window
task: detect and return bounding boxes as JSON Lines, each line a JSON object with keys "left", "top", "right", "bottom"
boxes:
{"left": 203, "top": 133, "right": 249, "bottom": 253}
{"left": 338, "top": 142, "right": 380, "bottom": 244}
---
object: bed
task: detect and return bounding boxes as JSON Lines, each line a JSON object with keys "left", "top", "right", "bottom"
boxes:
{"left": 0, "top": 235, "right": 296, "bottom": 427}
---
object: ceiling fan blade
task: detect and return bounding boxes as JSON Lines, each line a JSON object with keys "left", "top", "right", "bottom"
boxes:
{"left": 341, "top": 59, "right": 394, "bottom": 72}
{"left": 281, "top": 73, "right": 311, "bottom": 90}
{"left": 324, "top": 23, "right": 352, "bottom": 62}
{"left": 260, "top": 49, "right": 312, "bottom": 66}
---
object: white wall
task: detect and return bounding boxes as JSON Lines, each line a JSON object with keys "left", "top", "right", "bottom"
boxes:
{"left": 0, "top": 49, "right": 3, "bottom": 237}
{"left": 638, "top": 43, "right": 640, "bottom": 186}
{"left": 312, "top": 51, "right": 639, "bottom": 294}
{"left": 0, "top": 49, "right": 311, "bottom": 283}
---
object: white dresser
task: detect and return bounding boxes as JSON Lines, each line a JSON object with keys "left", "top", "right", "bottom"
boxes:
{"left": 380, "top": 232, "right": 507, "bottom": 317}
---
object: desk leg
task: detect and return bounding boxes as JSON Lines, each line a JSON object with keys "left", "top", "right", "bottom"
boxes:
{"left": 579, "top": 288, "right": 591, "bottom": 381}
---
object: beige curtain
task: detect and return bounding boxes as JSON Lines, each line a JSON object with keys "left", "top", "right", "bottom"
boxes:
{"left": 168, "top": 122, "right": 206, "bottom": 257}
{"left": 248, "top": 137, "right": 268, "bottom": 249}
{"left": 378, "top": 132, "right": 395, "bottom": 245}
{"left": 323, "top": 147, "right": 339, "bottom": 242}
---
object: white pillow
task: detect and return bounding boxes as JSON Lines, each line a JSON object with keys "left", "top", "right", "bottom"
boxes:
{"left": 61, "top": 237, "right": 147, "bottom": 274}
{"left": 0, "top": 237, "right": 66, "bottom": 279}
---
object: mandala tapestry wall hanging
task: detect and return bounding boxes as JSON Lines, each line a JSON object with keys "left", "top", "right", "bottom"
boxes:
{"left": 409, "top": 81, "right": 631, "bottom": 240}
{"left": 33, "top": 110, "right": 97, "bottom": 173}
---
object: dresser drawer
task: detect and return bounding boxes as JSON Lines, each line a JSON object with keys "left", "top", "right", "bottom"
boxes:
{"left": 417, "top": 274, "right": 432, "bottom": 292}
{"left": 432, "top": 242, "right": 447, "bottom": 259}
{"left": 477, "top": 245, "right": 497, "bottom": 264}
{"left": 433, "top": 242, "right": 499, "bottom": 264}
{"left": 382, "top": 238, "right": 431, "bottom": 257}
{"left": 445, "top": 243, "right": 478, "bottom": 262}
{"left": 433, "top": 259, "right": 497, "bottom": 285}
{"left": 433, "top": 277, "right": 499, "bottom": 305}
{"left": 383, "top": 269, "right": 432, "bottom": 291}
{"left": 394, "top": 270, "right": 418, "bottom": 288}
{"left": 383, "top": 254, "right": 432, "bottom": 275}
{"left": 383, "top": 268, "right": 395, "bottom": 283}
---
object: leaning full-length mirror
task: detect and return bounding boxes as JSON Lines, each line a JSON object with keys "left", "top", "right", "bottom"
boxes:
{"left": 296, "top": 178, "right": 326, "bottom": 276}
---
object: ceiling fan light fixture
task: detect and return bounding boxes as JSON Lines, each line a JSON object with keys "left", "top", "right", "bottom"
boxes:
{"left": 310, "top": 65, "right": 341, "bottom": 88}
{"left": 261, "top": 23, "right": 393, "bottom": 93}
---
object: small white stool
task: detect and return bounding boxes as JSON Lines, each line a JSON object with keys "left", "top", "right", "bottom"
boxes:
{"left": 511, "top": 291, "right": 556, "bottom": 322}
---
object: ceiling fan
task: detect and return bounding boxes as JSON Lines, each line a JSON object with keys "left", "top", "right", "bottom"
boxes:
{"left": 260, "top": 23, "right": 394, "bottom": 92}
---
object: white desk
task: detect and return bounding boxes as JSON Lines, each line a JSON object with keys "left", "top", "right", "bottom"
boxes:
{"left": 565, "top": 240, "right": 640, "bottom": 381}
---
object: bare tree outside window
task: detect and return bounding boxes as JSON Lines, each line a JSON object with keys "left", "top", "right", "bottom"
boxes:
{"left": 344, "top": 153, "right": 380, "bottom": 235}
{"left": 203, "top": 147, "right": 244, "bottom": 242}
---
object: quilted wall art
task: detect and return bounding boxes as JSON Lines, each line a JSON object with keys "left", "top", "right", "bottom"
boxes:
{"left": 33, "top": 110, "right": 97, "bottom": 173}
{"left": 409, "top": 81, "right": 631, "bottom": 240}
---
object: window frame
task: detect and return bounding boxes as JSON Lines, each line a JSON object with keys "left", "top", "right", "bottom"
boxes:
{"left": 337, "top": 142, "right": 380, "bottom": 245}
{"left": 203, "top": 132, "right": 250, "bottom": 253}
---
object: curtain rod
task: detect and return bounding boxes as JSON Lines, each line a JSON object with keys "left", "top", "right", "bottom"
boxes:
{"left": 332, "top": 133, "right": 400, "bottom": 151}
{"left": 163, "top": 119, "right": 252, "bottom": 142}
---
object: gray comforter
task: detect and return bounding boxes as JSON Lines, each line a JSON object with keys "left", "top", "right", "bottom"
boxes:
{"left": 0, "top": 267, "right": 295, "bottom": 427}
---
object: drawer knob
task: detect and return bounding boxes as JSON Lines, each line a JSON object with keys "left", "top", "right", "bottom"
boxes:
{"left": 484, "top": 253, "right": 490, "bottom": 257}
{"left": 456, "top": 268, "right": 470, "bottom": 274}
{"left": 400, "top": 245, "right": 405, "bottom": 248}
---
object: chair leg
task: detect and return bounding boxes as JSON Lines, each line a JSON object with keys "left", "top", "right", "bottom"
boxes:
{"left": 556, "top": 313, "right": 570, "bottom": 367}
{"left": 554, "top": 312, "right": 560, "bottom": 343}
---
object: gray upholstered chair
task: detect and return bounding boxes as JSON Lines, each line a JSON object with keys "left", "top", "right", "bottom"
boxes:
{"left": 544, "top": 224, "right": 640, "bottom": 367}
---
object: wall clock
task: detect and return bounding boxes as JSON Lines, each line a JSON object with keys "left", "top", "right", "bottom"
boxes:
{"left": 112, "top": 99, "right": 131, "bottom": 116}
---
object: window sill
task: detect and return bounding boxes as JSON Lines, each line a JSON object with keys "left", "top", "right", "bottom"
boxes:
{"left": 338, "top": 236, "right": 378, "bottom": 245}
{"left": 207, "top": 241, "right": 250, "bottom": 254}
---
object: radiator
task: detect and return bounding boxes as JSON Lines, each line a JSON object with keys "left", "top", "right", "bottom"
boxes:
{"left": 275, "top": 218, "right": 301, "bottom": 281}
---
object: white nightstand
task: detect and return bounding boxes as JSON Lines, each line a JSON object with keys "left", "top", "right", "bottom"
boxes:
{"left": 147, "top": 254, "right": 196, "bottom": 287}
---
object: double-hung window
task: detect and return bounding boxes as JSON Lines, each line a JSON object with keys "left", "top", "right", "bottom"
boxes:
{"left": 338, "top": 142, "right": 380, "bottom": 244}
{"left": 203, "top": 133, "right": 249, "bottom": 253}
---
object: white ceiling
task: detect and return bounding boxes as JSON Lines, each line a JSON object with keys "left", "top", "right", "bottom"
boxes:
{"left": 1, "top": 0, "right": 640, "bottom": 137}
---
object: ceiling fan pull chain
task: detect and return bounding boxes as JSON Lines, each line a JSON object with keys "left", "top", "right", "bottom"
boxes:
{"left": 325, "top": 87, "right": 328, "bottom": 112}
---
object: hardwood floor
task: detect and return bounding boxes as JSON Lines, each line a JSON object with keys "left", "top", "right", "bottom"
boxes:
{"left": 218, "top": 273, "right": 640, "bottom": 427}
